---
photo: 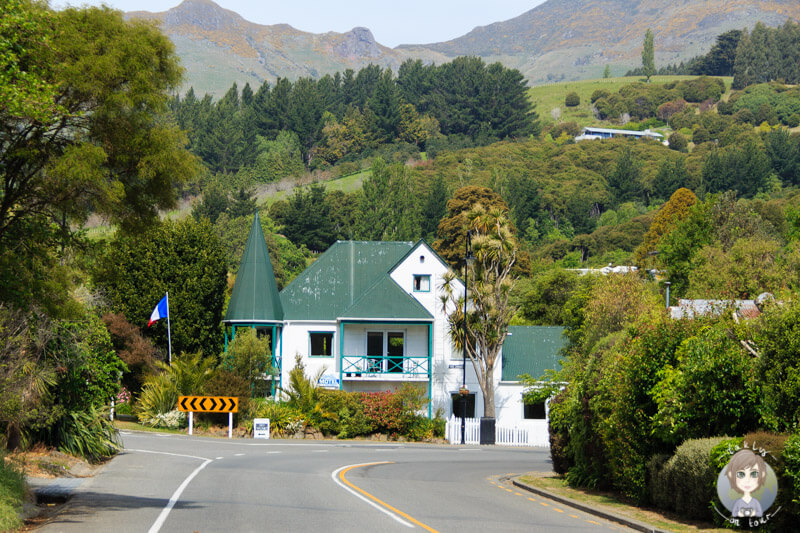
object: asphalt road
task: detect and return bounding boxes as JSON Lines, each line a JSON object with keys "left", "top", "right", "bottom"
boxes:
{"left": 38, "top": 431, "right": 633, "bottom": 532}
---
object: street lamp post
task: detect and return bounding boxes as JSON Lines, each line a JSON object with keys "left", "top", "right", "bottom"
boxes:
{"left": 460, "top": 230, "right": 474, "bottom": 444}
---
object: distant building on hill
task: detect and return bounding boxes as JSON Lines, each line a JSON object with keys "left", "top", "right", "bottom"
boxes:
{"left": 575, "top": 126, "right": 665, "bottom": 142}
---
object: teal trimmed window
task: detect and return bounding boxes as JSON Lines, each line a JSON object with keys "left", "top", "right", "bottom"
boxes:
{"left": 309, "top": 332, "right": 334, "bottom": 357}
{"left": 413, "top": 274, "right": 431, "bottom": 292}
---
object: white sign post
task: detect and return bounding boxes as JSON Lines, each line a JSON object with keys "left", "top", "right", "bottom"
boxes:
{"left": 253, "top": 418, "right": 270, "bottom": 439}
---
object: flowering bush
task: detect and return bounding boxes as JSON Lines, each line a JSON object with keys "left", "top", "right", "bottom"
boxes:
{"left": 145, "top": 410, "right": 186, "bottom": 429}
{"left": 116, "top": 387, "right": 131, "bottom": 405}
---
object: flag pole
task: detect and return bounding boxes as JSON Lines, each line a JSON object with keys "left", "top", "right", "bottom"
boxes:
{"left": 166, "top": 291, "right": 172, "bottom": 365}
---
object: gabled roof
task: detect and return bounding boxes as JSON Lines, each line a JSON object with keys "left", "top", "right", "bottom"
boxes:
{"left": 224, "top": 212, "right": 283, "bottom": 324}
{"left": 280, "top": 241, "right": 418, "bottom": 321}
{"left": 340, "top": 276, "right": 432, "bottom": 321}
{"left": 501, "top": 326, "right": 566, "bottom": 381}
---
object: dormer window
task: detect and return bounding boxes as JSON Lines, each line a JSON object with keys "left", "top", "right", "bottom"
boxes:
{"left": 413, "top": 274, "right": 431, "bottom": 292}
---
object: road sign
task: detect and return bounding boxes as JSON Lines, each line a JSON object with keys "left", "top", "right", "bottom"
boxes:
{"left": 253, "top": 418, "right": 270, "bottom": 439}
{"left": 178, "top": 395, "right": 239, "bottom": 413}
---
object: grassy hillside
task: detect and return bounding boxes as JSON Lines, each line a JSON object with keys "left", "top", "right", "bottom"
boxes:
{"left": 529, "top": 75, "right": 734, "bottom": 126}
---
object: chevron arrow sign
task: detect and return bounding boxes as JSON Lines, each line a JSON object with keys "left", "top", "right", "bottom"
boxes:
{"left": 177, "top": 396, "right": 239, "bottom": 413}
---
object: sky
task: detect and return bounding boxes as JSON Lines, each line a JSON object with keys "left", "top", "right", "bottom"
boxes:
{"left": 53, "top": 0, "right": 547, "bottom": 48}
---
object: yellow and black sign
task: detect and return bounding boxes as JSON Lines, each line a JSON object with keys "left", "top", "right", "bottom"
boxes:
{"left": 178, "top": 396, "right": 238, "bottom": 413}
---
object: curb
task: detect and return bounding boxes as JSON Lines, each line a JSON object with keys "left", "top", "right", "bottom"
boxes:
{"left": 511, "top": 477, "right": 670, "bottom": 533}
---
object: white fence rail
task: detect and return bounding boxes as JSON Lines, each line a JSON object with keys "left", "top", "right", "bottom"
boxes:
{"left": 445, "top": 416, "right": 549, "bottom": 447}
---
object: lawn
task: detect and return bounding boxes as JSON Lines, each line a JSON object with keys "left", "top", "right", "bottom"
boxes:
{"left": 529, "top": 75, "right": 734, "bottom": 127}
{"left": 0, "top": 453, "right": 25, "bottom": 532}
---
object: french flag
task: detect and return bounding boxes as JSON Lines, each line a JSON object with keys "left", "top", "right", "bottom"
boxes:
{"left": 148, "top": 294, "right": 169, "bottom": 327}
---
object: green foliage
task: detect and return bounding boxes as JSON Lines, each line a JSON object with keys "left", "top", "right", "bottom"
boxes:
{"left": 212, "top": 211, "right": 310, "bottom": 288}
{"left": 642, "top": 29, "right": 656, "bottom": 82}
{"left": 607, "top": 147, "right": 644, "bottom": 206}
{"left": 221, "top": 328, "right": 273, "bottom": 397}
{"left": 647, "top": 437, "right": 728, "bottom": 520}
{"left": 784, "top": 433, "right": 800, "bottom": 507}
{"left": 668, "top": 132, "right": 687, "bottom": 152}
{"left": 650, "top": 321, "right": 760, "bottom": 446}
{"left": 280, "top": 183, "right": 336, "bottom": 252}
{"left": 0, "top": 2, "right": 197, "bottom": 311}
{"left": 516, "top": 269, "right": 586, "bottom": 326}
{"left": 730, "top": 83, "right": 800, "bottom": 127}
{"left": 733, "top": 21, "right": 800, "bottom": 89}
{"left": 564, "top": 92, "right": 580, "bottom": 107}
{"left": 254, "top": 131, "right": 305, "bottom": 181}
{"left": 136, "top": 352, "right": 216, "bottom": 425}
{"left": 753, "top": 300, "right": 800, "bottom": 432}
{"left": 50, "top": 406, "right": 121, "bottom": 463}
{"left": 0, "top": 451, "right": 25, "bottom": 531}
{"left": 248, "top": 398, "right": 304, "bottom": 438}
{"left": 94, "top": 217, "right": 228, "bottom": 356}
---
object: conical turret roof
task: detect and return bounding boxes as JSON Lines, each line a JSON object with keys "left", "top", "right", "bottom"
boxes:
{"left": 224, "top": 212, "right": 283, "bottom": 323}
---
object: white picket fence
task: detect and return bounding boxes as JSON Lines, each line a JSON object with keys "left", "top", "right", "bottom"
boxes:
{"left": 445, "top": 416, "right": 549, "bottom": 447}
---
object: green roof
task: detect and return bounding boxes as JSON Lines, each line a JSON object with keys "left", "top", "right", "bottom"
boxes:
{"left": 280, "top": 241, "right": 419, "bottom": 320}
{"left": 501, "top": 326, "right": 566, "bottom": 381}
{"left": 224, "top": 212, "right": 283, "bottom": 324}
{"left": 341, "top": 276, "right": 432, "bottom": 321}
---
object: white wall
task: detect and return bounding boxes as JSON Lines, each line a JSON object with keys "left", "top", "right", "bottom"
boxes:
{"left": 280, "top": 321, "right": 338, "bottom": 388}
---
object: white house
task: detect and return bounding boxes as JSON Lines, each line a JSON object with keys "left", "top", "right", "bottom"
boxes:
{"left": 222, "top": 214, "right": 565, "bottom": 440}
{"left": 575, "top": 126, "right": 665, "bottom": 142}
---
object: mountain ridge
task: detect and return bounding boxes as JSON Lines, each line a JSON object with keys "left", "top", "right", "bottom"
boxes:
{"left": 127, "top": 0, "right": 800, "bottom": 96}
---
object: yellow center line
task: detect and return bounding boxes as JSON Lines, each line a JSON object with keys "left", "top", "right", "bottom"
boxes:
{"left": 338, "top": 462, "right": 439, "bottom": 533}
{"left": 553, "top": 508, "right": 564, "bottom": 513}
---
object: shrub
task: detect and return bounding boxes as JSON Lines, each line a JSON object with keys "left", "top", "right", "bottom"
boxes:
{"left": 788, "top": 114, "right": 800, "bottom": 128}
{"left": 547, "top": 389, "right": 572, "bottom": 474}
{"left": 51, "top": 406, "right": 122, "bottom": 462}
{"left": 692, "top": 125, "right": 710, "bottom": 144}
{"left": 102, "top": 313, "right": 160, "bottom": 395}
{"left": 146, "top": 410, "right": 187, "bottom": 430}
{"left": 717, "top": 100, "right": 734, "bottom": 115}
{"left": 648, "top": 437, "right": 728, "bottom": 520}
{"left": 220, "top": 328, "right": 273, "bottom": 398}
{"left": 0, "top": 452, "right": 25, "bottom": 532}
{"left": 202, "top": 369, "right": 251, "bottom": 426}
{"left": 249, "top": 398, "right": 304, "bottom": 438}
{"left": 565, "top": 92, "right": 580, "bottom": 107}
{"left": 678, "top": 76, "right": 725, "bottom": 103}
{"left": 657, "top": 99, "right": 687, "bottom": 121}
{"left": 316, "top": 389, "right": 372, "bottom": 438}
{"left": 668, "top": 132, "right": 688, "bottom": 152}
{"left": 784, "top": 433, "right": 800, "bottom": 507}
{"left": 136, "top": 352, "right": 215, "bottom": 423}
{"left": 590, "top": 89, "right": 609, "bottom": 103}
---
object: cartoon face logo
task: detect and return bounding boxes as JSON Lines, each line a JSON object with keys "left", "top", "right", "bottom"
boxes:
{"left": 716, "top": 449, "right": 778, "bottom": 521}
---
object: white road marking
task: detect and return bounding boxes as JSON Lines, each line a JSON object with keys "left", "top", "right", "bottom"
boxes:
{"left": 126, "top": 449, "right": 213, "bottom": 533}
{"left": 266, "top": 451, "right": 282, "bottom": 454}
{"left": 234, "top": 453, "right": 245, "bottom": 456}
{"left": 147, "top": 459, "right": 212, "bottom": 533}
{"left": 216, "top": 456, "right": 224, "bottom": 460}
{"left": 331, "top": 463, "right": 413, "bottom": 529}
{"left": 312, "top": 450, "right": 329, "bottom": 453}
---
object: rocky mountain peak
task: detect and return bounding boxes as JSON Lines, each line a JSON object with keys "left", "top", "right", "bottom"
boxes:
{"left": 335, "top": 27, "right": 382, "bottom": 59}
{"left": 163, "top": 0, "right": 245, "bottom": 32}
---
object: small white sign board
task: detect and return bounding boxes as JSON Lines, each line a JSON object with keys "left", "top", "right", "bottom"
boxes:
{"left": 318, "top": 374, "right": 340, "bottom": 389}
{"left": 253, "top": 418, "right": 270, "bottom": 439}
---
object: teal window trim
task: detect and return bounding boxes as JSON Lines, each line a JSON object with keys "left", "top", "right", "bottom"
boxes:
{"left": 309, "top": 331, "right": 335, "bottom": 357}
{"left": 413, "top": 274, "right": 431, "bottom": 292}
